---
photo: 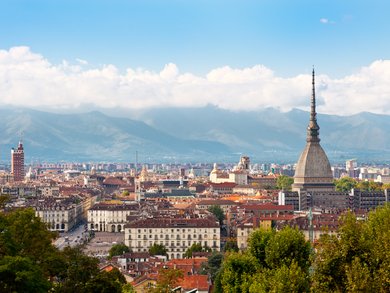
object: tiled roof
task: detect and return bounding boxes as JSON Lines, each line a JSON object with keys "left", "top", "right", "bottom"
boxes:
{"left": 125, "top": 217, "right": 219, "bottom": 228}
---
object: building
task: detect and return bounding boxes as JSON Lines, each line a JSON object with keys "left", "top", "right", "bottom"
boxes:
{"left": 33, "top": 197, "right": 83, "bottom": 232}
{"left": 292, "top": 70, "right": 334, "bottom": 193}
{"left": 88, "top": 202, "right": 140, "bottom": 232}
{"left": 11, "top": 141, "right": 24, "bottom": 182}
{"left": 124, "top": 216, "right": 220, "bottom": 259}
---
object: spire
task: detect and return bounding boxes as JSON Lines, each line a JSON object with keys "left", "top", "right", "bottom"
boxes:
{"left": 307, "top": 68, "right": 320, "bottom": 142}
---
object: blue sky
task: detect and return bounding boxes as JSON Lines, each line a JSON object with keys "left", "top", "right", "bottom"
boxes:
{"left": 0, "top": 0, "right": 389, "bottom": 115}
{"left": 1, "top": 0, "right": 389, "bottom": 77}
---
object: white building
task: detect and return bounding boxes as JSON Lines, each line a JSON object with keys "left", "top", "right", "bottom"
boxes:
{"left": 124, "top": 217, "right": 220, "bottom": 259}
{"left": 88, "top": 202, "right": 140, "bottom": 233}
{"left": 33, "top": 197, "right": 83, "bottom": 232}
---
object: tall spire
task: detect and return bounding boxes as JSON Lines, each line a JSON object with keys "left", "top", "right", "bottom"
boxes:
{"left": 307, "top": 68, "right": 320, "bottom": 142}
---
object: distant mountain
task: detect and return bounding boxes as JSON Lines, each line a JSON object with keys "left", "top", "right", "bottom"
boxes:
{"left": 0, "top": 108, "right": 229, "bottom": 162}
{"left": 126, "top": 106, "right": 390, "bottom": 163}
{"left": 0, "top": 106, "right": 389, "bottom": 163}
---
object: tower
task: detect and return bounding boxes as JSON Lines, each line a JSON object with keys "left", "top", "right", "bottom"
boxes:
{"left": 292, "top": 69, "right": 334, "bottom": 192}
{"left": 11, "top": 140, "right": 25, "bottom": 182}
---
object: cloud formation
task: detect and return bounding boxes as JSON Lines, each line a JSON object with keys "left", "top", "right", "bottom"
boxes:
{"left": 0, "top": 46, "right": 389, "bottom": 116}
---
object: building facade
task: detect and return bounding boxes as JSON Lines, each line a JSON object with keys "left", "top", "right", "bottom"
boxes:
{"left": 33, "top": 197, "right": 83, "bottom": 232}
{"left": 88, "top": 203, "right": 140, "bottom": 232}
{"left": 11, "top": 141, "right": 24, "bottom": 182}
{"left": 124, "top": 217, "right": 220, "bottom": 259}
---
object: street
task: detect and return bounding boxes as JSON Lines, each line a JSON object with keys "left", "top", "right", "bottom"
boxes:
{"left": 54, "top": 221, "right": 88, "bottom": 250}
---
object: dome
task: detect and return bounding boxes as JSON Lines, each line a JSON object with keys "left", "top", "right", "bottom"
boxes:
{"left": 293, "top": 141, "right": 334, "bottom": 190}
{"left": 292, "top": 69, "right": 334, "bottom": 192}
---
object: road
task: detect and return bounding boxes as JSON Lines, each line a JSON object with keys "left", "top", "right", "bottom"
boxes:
{"left": 54, "top": 221, "right": 89, "bottom": 250}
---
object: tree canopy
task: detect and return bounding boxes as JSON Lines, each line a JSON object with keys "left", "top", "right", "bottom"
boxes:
{"left": 312, "top": 205, "right": 390, "bottom": 292}
{"left": 183, "top": 243, "right": 211, "bottom": 258}
{"left": 208, "top": 205, "right": 225, "bottom": 225}
{"left": 216, "top": 206, "right": 390, "bottom": 292}
{"left": 108, "top": 243, "right": 130, "bottom": 259}
{"left": 149, "top": 267, "right": 183, "bottom": 293}
{"left": 217, "top": 226, "right": 312, "bottom": 292}
{"left": 276, "top": 175, "right": 294, "bottom": 191}
{"left": 149, "top": 243, "right": 168, "bottom": 256}
{"left": 335, "top": 177, "right": 357, "bottom": 192}
{"left": 0, "top": 208, "right": 129, "bottom": 292}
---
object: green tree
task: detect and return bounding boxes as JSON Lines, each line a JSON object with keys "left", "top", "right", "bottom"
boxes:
{"left": 183, "top": 243, "right": 211, "bottom": 258}
{"left": 54, "top": 246, "right": 100, "bottom": 292}
{"left": 208, "top": 205, "right": 225, "bottom": 225}
{"left": 312, "top": 206, "right": 390, "bottom": 292}
{"left": 265, "top": 226, "right": 311, "bottom": 271}
{"left": 121, "top": 190, "right": 130, "bottom": 196}
{"left": 382, "top": 183, "right": 390, "bottom": 190}
{"left": 224, "top": 240, "right": 239, "bottom": 252}
{"left": 149, "top": 243, "right": 167, "bottom": 256}
{"left": 109, "top": 243, "right": 131, "bottom": 259}
{"left": 247, "top": 228, "right": 274, "bottom": 268}
{"left": 201, "top": 252, "right": 223, "bottom": 282}
{"left": 149, "top": 267, "right": 183, "bottom": 293}
{"left": 356, "top": 180, "right": 382, "bottom": 191}
{"left": 0, "top": 194, "right": 10, "bottom": 209}
{"left": 0, "top": 256, "right": 52, "bottom": 293}
{"left": 122, "top": 283, "right": 136, "bottom": 293}
{"left": 219, "top": 252, "right": 259, "bottom": 293}
{"left": 218, "top": 226, "right": 312, "bottom": 292}
{"left": 335, "top": 177, "right": 357, "bottom": 192}
{"left": 85, "top": 268, "right": 126, "bottom": 293}
{"left": 276, "top": 175, "right": 294, "bottom": 191}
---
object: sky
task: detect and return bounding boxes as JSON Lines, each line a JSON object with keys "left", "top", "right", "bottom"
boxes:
{"left": 0, "top": 0, "right": 390, "bottom": 115}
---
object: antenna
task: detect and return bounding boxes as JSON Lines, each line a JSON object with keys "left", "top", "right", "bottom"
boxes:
{"left": 135, "top": 151, "right": 138, "bottom": 176}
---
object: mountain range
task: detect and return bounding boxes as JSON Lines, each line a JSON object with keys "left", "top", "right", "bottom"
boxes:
{"left": 1, "top": 106, "right": 389, "bottom": 163}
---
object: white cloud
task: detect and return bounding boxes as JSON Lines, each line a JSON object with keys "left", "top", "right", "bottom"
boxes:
{"left": 320, "top": 18, "right": 335, "bottom": 25}
{"left": 0, "top": 46, "right": 389, "bottom": 115}
{"left": 76, "top": 58, "right": 88, "bottom": 65}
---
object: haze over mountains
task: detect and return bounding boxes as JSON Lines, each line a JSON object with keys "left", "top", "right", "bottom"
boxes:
{"left": 1, "top": 106, "right": 389, "bottom": 163}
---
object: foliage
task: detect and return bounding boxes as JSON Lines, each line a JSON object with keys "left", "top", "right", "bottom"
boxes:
{"left": 84, "top": 268, "right": 126, "bottom": 293}
{"left": 265, "top": 226, "right": 311, "bottom": 271}
{"left": 183, "top": 243, "right": 211, "bottom": 258}
{"left": 219, "top": 252, "right": 259, "bottom": 293}
{"left": 0, "top": 256, "right": 51, "bottom": 293}
{"left": 121, "top": 190, "right": 130, "bottom": 196}
{"left": 383, "top": 183, "right": 390, "bottom": 190}
{"left": 224, "top": 240, "right": 239, "bottom": 252}
{"left": 149, "top": 267, "right": 183, "bottom": 293}
{"left": 356, "top": 180, "right": 382, "bottom": 191}
{"left": 276, "top": 175, "right": 294, "bottom": 191}
{"left": 149, "top": 243, "right": 167, "bottom": 256}
{"left": 217, "top": 226, "right": 311, "bottom": 292}
{"left": 109, "top": 243, "right": 131, "bottom": 258}
{"left": 122, "top": 283, "right": 136, "bottom": 293}
{"left": 0, "top": 194, "right": 10, "bottom": 209}
{"left": 54, "top": 246, "right": 100, "bottom": 292}
{"left": 201, "top": 252, "right": 224, "bottom": 282}
{"left": 335, "top": 177, "right": 357, "bottom": 192}
{"left": 208, "top": 205, "right": 225, "bottom": 225}
{"left": 0, "top": 208, "right": 129, "bottom": 292}
{"left": 247, "top": 228, "right": 274, "bottom": 267}
{"left": 312, "top": 205, "right": 390, "bottom": 292}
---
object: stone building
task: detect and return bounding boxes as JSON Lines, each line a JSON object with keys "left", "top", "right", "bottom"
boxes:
{"left": 124, "top": 216, "right": 220, "bottom": 259}
{"left": 88, "top": 202, "right": 140, "bottom": 232}
{"left": 33, "top": 196, "right": 83, "bottom": 232}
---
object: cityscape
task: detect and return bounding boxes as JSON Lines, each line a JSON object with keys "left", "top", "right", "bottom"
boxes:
{"left": 1, "top": 1, "right": 390, "bottom": 293}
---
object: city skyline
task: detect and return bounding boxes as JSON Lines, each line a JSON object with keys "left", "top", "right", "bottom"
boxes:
{"left": 0, "top": 1, "right": 389, "bottom": 115}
